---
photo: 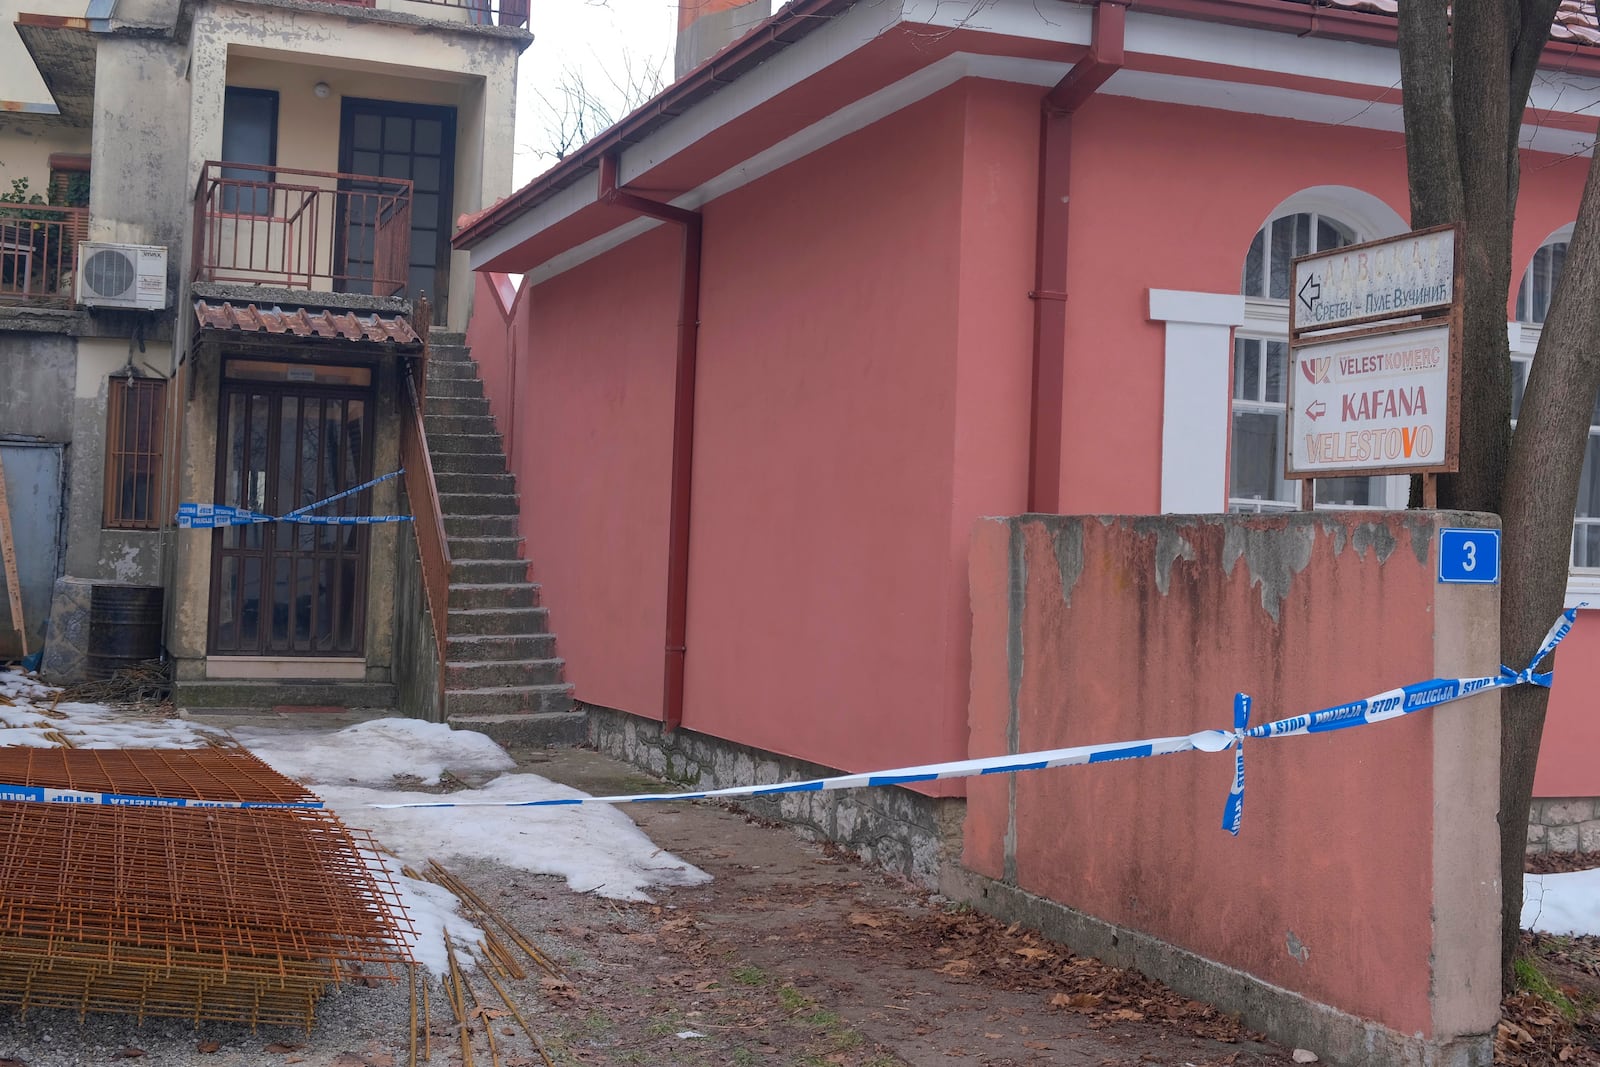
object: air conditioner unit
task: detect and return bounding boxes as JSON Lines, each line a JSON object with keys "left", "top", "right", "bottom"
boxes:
{"left": 76, "top": 242, "right": 168, "bottom": 310}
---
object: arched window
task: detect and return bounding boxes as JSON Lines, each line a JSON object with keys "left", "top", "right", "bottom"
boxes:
{"left": 1230, "top": 206, "right": 1407, "bottom": 512}
{"left": 1510, "top": 228, "right": 1599, "bottom": 573}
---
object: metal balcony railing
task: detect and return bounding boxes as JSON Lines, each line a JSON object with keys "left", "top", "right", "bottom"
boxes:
{"left": 192, "top": 162, "right": 413, "bottom": 298}
{"left": 0, "top": 203, "right": 87, "bottom": 305}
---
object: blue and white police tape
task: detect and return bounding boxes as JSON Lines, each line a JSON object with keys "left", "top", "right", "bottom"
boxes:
{"left": 177, "top": 469, "right": 414, "bottom": 529}
{"left": 372, "top": 609, "right": 1580, "bottom": 837}
{"left": 0, "top": 784, "right": 321, "bottom": 809}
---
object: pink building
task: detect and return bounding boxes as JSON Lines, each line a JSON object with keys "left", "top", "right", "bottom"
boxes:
{"left": 454, "top": 0, "right": 1600, "bottom": 853}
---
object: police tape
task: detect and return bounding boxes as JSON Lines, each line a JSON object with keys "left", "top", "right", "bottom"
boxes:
{"left": 0, "top": 784, "right": 321, "bottom": 809}
{"left": 371, "top": 608, "right": 1580, "bottom": 837}
{"left": 177, "top": 470, "right": 413, "bottom": 529}
{"left": 0, "top": 611, "right": 1575, "bottom": 823}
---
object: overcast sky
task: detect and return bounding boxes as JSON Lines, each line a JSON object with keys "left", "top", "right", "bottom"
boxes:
{"left": 513, "top": 0, "right": 680, "bottom": 187}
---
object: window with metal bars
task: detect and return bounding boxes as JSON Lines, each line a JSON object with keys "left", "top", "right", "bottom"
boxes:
{"left": 103, "top": 376, "right": 166, "bottom": 530}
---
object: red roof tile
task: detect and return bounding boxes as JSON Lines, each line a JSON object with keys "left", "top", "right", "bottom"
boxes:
{"left": 193, "top": 301, "right": 420, "bottom": 345}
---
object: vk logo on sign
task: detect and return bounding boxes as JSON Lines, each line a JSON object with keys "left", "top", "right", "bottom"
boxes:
{"left": 1439, "top": 528, "right": 1500, "bottom": 585}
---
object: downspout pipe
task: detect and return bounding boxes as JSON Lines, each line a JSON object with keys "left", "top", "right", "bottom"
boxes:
{"left": 1028, "top": 1, "right": 1125, "bottom": 511}
{"left": 597, "top": 153, "right": 703, "bottom": 734}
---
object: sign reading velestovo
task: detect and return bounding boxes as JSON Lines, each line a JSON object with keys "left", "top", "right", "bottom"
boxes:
{"left": 1286, "top": 225, "right": 1461, "bottom": 484}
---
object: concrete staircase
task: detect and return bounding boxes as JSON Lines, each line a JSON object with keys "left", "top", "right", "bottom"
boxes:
{"left": 425, "top": 331, "right": 582, "bottom": 745}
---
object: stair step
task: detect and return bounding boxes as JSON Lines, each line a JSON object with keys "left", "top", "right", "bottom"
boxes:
{"left": 451, "top": 558, "right": 529, "bottom": 584}
{"left": 447, "top": 711, "right": 588, "bottom": 748}
{"left": 446, "top": 684, "right": 574, "bottom": 716}
{"left": 445, "top": 514, "right": 518, "bottom": 538}
{"left": 426, "top": 414, "right": 498, "bottom": 437}
{"left": 431, "top": 452, "right": 508, "bottom": 476}
{"left": 438, "top": 492, "right": 519, "bottom": 517}
{"left": 427, "top": 395, "right": 492, "bottom": 417}
{"left": 448, "top": 535, "right": 526, "bottom": 560}
{"left": 428, "top": 330, "right": 468, "bottom": 347}
{"left": 446, "top": 632, "right": 557, "bottom": 660}
{"left": 447, "top": 606, "right": 550, "bottom": 635}
{"left": 174, "top": 680, "right": 396, "bottom": 712}
{"left": 429, "top": 433, "right": 504, "bottom": 456}
{"left": 445, "top": 658, "right": 564, "bottom": 689}
{"left": 426, "top": 378, "right": 485, "bottom": 399}
{"left": 436, "top": 472, "right": 515, "bottom": 495}
{"left": 448, "top": 582, "right": 539, "bottom": 610}
{"left": 426, "top": 360, "right": 479, "bottom": 381}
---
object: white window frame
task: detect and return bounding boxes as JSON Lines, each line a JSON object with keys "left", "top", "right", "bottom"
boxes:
{"left": 1228, "top": 208, "right": 1409, "bottom": 514}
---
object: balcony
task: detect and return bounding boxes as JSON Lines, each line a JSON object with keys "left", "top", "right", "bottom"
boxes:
{"left": 0, "top": 203, "right": 88, "bottom": 306}
{"left": 192, "top": 162, "right": 413, "bottom": 299}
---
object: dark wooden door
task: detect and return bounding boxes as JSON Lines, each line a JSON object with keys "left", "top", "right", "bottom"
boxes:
{"left": 208, "top": 366, "right": 375, "bottom": 657}
{"left": 338, "top": 98, "right": 456, "bottom": 325}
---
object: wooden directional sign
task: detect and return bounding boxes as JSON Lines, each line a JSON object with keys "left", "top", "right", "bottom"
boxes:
{"left": 1290, "top": 225, "right": 1457, "bottom": 336}
{"left": 1285, "top": 225, "right": 1462, "bottom": 484}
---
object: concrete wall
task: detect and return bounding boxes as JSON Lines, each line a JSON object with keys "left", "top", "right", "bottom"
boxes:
{"left": 960, "top": 512, "right": 1501, "bottom": 1064}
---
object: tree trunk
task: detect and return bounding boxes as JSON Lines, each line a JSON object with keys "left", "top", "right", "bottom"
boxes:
{"left": 1497, "top": 141, "right": 1600, "bottom": 987}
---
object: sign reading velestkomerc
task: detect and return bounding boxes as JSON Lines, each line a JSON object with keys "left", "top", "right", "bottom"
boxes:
{"left": 1291, "top": 228, "right": 1455, "bottom": 333}
{"left": 1286, "top": 321, "right": 1451, "bottom": 475}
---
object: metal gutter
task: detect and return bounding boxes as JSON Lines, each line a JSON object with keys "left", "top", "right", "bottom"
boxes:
{"left": 595, "top": 154, "right": 704, "bottom": 734}
{"left": 1029, "top": 0, "right": 1125, "bottom": 512}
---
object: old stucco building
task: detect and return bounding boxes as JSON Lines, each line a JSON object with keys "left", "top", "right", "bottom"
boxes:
{"left": 0, "top": 0, "right": 538, "bottom": 716}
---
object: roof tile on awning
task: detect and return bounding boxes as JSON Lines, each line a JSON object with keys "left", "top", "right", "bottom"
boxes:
{"left": 193, "top": 301, "right": 421, "bottom": 345}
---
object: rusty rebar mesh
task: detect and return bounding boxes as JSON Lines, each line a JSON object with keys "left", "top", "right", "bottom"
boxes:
{"left": 0, "top": 748, "right": 415, "bottom": 1027}
{"left": 0, "top": 746, "right": 318, "bottom": 804}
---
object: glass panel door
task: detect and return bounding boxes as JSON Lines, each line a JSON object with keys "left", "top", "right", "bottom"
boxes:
{"left": 209, "top": 371, "right": 374, "bottom": 657}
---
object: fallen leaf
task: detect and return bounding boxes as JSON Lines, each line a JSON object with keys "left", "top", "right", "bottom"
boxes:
{"left": 1560, "top": 1048, "right": 1576, "bottom": 1062}
{"left": 539, "top": 976, "right": 579, "bottom": 1002}
{"left": 0, "top": 1059, "right": 27, "bottom": 1067}
{"left": 1107, "top": 1009, "right": 1145, "bottom": 1022}
{"left": 197, "top": 1042, "right": 221, "bottom": 1055}
{"left": 1014, "top": 947, "right": 1053, "bottom": 961}
{"left": 938, "top": 959, "right": 974, "bottom": 976}
{"left": 115, "top": 1050, "right": 146, "bottom": 1059}
{"left": 1024, "top": 1040, "right": 1052, "bottom": 1050}
{"left": 365, "top": 1055, "right": 396, "bottom": 1067}
{"left": 984, "top": 1032, "right": 1003, "bottom": 1040}
{"left": 264, "top": 1044, "right": 304, "bottom": 1054}
{"left": 847, "top": 912, "right": 884, "bottom": 928}
{"left": 331, "top": 1056, "right": 366, "bottom": 1067}
{"left": 470, "top": 1007, "right": 507, "bottom": 1021}
{"left": 1051, "top": 992, "right": 1103, "bottom": 1011}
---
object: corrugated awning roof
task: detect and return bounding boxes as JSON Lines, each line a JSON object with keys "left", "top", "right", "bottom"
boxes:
{"left": 193, "top": 300, "right": 421, "bottom": 345}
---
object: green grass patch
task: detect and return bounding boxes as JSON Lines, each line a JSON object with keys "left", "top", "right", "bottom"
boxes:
{"left": 1515, "top": 954, "right": 1577, "bottom": 1020}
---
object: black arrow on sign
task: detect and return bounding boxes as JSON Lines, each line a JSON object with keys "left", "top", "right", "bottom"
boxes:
{"left": 1298, "top": 274, "right": 1321, "bottom": 314}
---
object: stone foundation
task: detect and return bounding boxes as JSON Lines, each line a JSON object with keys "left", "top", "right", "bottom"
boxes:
{"left": 585, "top": 704, "right": 964, "bottom": 887}
{"left": 1527, "top": 797, "right": 1600, "bottom": 853}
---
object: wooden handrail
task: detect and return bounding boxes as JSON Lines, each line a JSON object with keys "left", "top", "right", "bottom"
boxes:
{"left": 401, "top": 298, "right": 452, "bottom": 716}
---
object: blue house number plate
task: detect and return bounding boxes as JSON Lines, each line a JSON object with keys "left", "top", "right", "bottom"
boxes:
{"left": 1438, "top": 528, "right": 1500, "bottom": 585}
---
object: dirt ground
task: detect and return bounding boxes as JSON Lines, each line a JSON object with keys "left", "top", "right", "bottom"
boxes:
{"left": 16, "top": 728, "right": 1599, "bottom": 1066}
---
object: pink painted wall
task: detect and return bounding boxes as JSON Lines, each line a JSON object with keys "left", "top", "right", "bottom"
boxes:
{"left": 681, "top": 83, "right": 1034, "bottom": 779}
{"left": 966, "top": 513, "right": 1499, "bottom": 1039}
{"left": 491, "top": 226, "right": 682, "bottom": 719}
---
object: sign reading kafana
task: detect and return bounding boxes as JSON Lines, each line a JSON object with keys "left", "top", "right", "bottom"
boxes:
{"left": 1286, "top": 226, "right": 1461, "bottom": 481}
